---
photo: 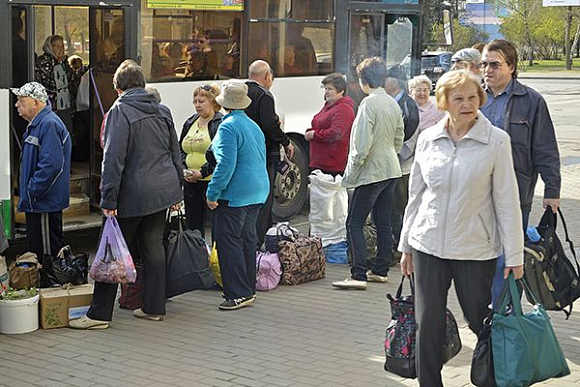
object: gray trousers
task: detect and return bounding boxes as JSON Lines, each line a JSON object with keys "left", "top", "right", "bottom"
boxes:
{"left": 413, "top": 249, "right": 496, "bottom": 387}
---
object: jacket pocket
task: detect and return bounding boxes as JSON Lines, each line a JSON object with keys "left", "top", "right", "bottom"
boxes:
{"left": 478, "top": 214, "right": 491, "bottom": 243}
{"left": 509, "top": 117, "right": 530, "bottom": 147}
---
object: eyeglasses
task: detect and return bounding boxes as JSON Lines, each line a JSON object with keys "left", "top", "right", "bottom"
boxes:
{"left": 478, "top": 61, "right": 503, "bottom": 69}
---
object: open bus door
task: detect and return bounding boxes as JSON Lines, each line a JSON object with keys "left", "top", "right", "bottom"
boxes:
{"left": 0, "top": 0, "right": 138, "bottom": 240}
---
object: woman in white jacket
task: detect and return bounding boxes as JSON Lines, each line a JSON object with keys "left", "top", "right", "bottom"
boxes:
{"left": 398, "top": 70, "right": 524, "bottom": 387}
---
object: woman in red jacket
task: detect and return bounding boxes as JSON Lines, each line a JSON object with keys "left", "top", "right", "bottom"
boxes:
{"left": 304, "top": 73, "right": 355, "bottom": 176}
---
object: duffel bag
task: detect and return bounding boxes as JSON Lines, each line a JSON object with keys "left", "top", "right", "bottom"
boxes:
{"left": 278, "top": 235, "right": 325, "bottom": 285}
{"left": 256, "top": 251, "right": 282, "bottom": 291}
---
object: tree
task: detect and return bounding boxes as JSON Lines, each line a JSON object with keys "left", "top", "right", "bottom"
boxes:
{"left": 497, "top": 0, "right": 540, "bottom": 66}
{"left": 429, "top": 19, "right": 488, "bottom": 52}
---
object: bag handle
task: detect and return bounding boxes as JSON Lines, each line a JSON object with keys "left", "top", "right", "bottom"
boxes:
{"left": 557, "top": 208, "right": 580, "bottom": 274}
{"left": 497, "top": 273, "right": 524, "bottom": 317}
{"left": 394, "top": 275, "right": 415, "bottom": 299}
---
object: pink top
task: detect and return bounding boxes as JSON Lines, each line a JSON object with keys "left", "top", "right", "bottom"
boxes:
{"left": 417, "top": 101, "right": 445, "bottom": 133}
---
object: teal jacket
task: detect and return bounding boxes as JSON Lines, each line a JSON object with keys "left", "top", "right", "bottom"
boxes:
{"left": 206, "top": 110, "right": 269, "bottom": 207}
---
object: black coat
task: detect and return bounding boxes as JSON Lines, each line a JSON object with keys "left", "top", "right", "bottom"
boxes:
{"left": 179, "top": 112, "right": 223, "bottom": 178}
{"left": 398, "top": 92, "right": 420, "bottom": 142}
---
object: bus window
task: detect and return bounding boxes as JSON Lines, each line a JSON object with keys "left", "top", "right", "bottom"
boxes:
{"left": 247, "top": 22, "right": 334, "bottom": 77}
{"left": 140, "top": 1, "right": 242, "bottom": 82}
{"left": 249, "top": 0, "right": 333, "bottom": 20}
{"left": 385, "top": 16, "right": 414, "bottom": 68}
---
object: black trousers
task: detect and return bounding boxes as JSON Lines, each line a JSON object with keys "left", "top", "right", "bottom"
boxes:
{"left": 256, "top": 160, "right": 277, "bottom": 246}
{"left": 87, "top": 210, "right": 167, "bottom": 321}
{"left": 391, "top": 173, "right": 409, "bottom": 245}
{"left": 413, "top": 249, "right": 496, "bottom": 387}
{"left": 214, "top": 202, "right": 260, "bottom": 300}
{"left": 25, "top": 211, "right": 64, "bottom": 263}
{"left": 183, "top": 180, "right": 213, "bottom": 240}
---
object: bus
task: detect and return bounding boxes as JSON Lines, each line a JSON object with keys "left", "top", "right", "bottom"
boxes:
{"left": 0, "top": 0, "right": 447, "bottom": 240}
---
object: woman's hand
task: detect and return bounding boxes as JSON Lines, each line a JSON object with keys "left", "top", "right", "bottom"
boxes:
{"left": 184, "top": 169, "right": 202, "bottom": 183}
{"left": 102, "top": 208, "right": 117, "bottom": 217}
{"left": 206, "top": 200, "right": 219, "bottom": 210}
{"left": 170, "top": 203, "right": 182, "bottom": 212}
{"left": 504, "top": 265, "right": 524, "bottom": 280}
{"left": 304, "top": 130, "right": 315, "bottom": 142}
{"left": 401, "top": 252, "right": 414, "bottom": 277}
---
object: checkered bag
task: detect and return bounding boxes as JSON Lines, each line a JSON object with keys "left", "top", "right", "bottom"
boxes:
{"left": 278, "top": 235, "right": 325, "bottom": 285}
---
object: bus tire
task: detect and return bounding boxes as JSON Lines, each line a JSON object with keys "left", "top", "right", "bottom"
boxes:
{"left": 272, "top": 137, "right": 309, "bottom": 221}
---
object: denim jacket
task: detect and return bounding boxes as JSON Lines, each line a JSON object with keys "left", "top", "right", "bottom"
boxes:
{"left": 399, "top": 112, "right": 524, "bottom": 267}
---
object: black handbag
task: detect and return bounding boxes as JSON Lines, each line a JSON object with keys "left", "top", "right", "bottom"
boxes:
{"left": 41, "top": 245, "right": 89, "bottom": 287}
{"left": 384, "top": 276, "right": 462, "bottom": 379}
{"left": 165, "top": 214, "right": 216, "bottom": 298}
{"left": 471, "top": 310, "right": 496, "bottom": 387}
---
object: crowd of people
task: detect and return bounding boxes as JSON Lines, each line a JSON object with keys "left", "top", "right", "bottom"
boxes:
{"left": 12, "top": 37, "right": 562, "bottom": 385}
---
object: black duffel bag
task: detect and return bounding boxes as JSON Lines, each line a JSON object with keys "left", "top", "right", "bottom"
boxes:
{"left": 41, "top": 245, "right": 89, "bottom": 287}
{"left": 165, "top": 215, "right": 216, "bottom": 298}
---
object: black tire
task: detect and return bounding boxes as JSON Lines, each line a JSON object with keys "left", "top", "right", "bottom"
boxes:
{"left": 272, "top": 138, "right": 309, "bottom": 221}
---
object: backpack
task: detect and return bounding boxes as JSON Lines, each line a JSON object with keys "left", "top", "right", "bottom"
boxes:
{"left": 256, "top": 251, "right": 282, "bottom": 291}
{"left": 523, "top": 208, "right": 580, "bottom": 319}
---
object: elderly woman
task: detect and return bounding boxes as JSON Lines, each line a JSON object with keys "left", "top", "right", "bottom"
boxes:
{"left": 35, "top": 35, "right": 75, "bottom": 133}
{"left": 408, "top": 75, "right": 445, "bottom": 133}
{"left": 69, "top": 60, "right": 183, "bottom": 329}
{"left": 207, "top": 81, "right": 269, "bottom": 310}
{"left": 304, "top": 72, "right": 355, "bottom": 176}
{"left": 398, "top": 70, "right": 524, "bottom": 386}
{"left": 179, "top": 84, "right": 223, "bottom": 238}
{"left": 332, "top": 57, "right": 404, "bottom": 290}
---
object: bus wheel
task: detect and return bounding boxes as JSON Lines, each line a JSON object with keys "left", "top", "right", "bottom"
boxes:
{"left": 273, "top": 138, "right": 308, "bottom": 221}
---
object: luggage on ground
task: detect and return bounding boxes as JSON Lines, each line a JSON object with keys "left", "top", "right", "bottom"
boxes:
{"left": 119, "top": 263, "right": 143, "bottom": 309}
{"left": 264, "top": 222, "right": 299, "bottom": 253}
{"left": 256, "top": 251, "right": 282, "bottom": 291}
{"left": 278, "top": 233, "right": 325, "bottom": 285}
{"left": 209, "top": 242, "right": 222, "bottom": 287}
{"left": 308, "top": 170, "right": 348, "bottom": 247}
{"left": 323, "top": 240, "right": 348, "bottom": 264}
{"left": 9, "top": 252, "right": 41, "bottom": 290}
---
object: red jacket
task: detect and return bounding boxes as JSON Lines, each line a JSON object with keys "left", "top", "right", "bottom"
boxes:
{"left": 307, "top": 96, "right": 355, "bottom": 172}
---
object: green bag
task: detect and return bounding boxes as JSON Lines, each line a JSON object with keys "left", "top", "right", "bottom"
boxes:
{"left": 492, "top": 274, "right": 570, "bottom": 387}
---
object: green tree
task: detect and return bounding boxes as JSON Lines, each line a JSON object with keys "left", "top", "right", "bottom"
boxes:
{"left": 429, "top": 19, "right": 488, "bottom": 52}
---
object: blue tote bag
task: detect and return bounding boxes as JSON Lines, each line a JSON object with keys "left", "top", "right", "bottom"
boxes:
{"left": 492, "top": 274, "right": 570, "bottom": 387}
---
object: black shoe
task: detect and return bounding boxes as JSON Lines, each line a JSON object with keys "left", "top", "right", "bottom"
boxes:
{"left": 218, "top": 296, "right": 255, "bottom": 310}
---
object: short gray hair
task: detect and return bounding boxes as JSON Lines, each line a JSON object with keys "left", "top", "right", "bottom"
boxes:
{"left": 408, "top": 75, "right": 432, "bottom": 92}
{"left": 113, "top": 60, "right": 146, "bottom": 92}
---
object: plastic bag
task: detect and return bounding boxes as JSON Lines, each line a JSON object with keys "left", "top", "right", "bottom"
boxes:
{"left": 90, "top": 217, "right": 136, "bottom": 284}
{"left": 308, "top": 170, "right": 348, "bottom": 247}
{"left": 209, "top": 242, "right": 222, "bottom": 288}
{"left": 43, "top": 245, "right": 89, "bottom": 286}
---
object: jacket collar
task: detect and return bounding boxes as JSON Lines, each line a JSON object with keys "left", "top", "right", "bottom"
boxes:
{"left": 369, "top": 87, "right": 387, "bottom": 97}
{"left": 28, "top": 105, "right": 52, "bottom": 128}
{"left": 431, "top": 111, "right": 492, "bottom": 145}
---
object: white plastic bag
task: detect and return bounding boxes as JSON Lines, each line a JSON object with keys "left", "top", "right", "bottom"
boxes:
{"left": 308, "top": 170, "right": 348, "bottom": 247}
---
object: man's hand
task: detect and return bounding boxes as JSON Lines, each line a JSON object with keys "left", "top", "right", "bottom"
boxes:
{"left": 401, "top": 252, "right": 414, "bottom": 277}
{"left": 102, "top": 208, "right": 117, "bottom": 217}
{"left": 304, "top": 131, "right": 315, "bottom": 142}
{"left": 504, "top": 265, "right": 524, "bottom": 280}
{"left": 170, "top": 203, "right": 182, "bottom": 212}
{"left": 285, "top": 142, "right": 295, "bottom": 159}
{"left": 207, "top": 200, "right": 219, "bottom": 210}
{"left": 543, "top": 198, "right": 560, "bottom": 214}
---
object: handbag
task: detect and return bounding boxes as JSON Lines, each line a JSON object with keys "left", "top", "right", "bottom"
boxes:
{"left": 119, "top": 263, "right": 143, "bottom": 310}
{"left": 278, "top": 234, "right": 325, "bottom": 285}
{"left": 492, "top": 274, "right": 570, "bottom": 387}
{"left": 9, "top": 252, "right": 41, "bottom": 290}
{"left": 256, "top": 251, "right": 282, "bottom": 291}
{"left": 471, "top": 311, "right": 496, "bottom": 386}
{"left": 89, "top": 217, "right": 137, "bottom": 284}
{"left": 264, "top": 222, "right": 299, "bottom": 253}
{"left": 165, "top": 217, "right": 216, "bottom": 298}
{"left": 49, "top": 245, "right": 89, "bottom": 286}
{"left": 384, "top": 276, "right": 462, "bottom": 379}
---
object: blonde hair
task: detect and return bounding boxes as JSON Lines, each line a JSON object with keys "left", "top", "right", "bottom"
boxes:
{"left": 193, "top": 83, "right": 221, "bottom": 112}
{"left": 435, "top": 70, "right": 486, "bottom": 111}
{"left": 408, "top": 75, "right": 432, "bottom": 92}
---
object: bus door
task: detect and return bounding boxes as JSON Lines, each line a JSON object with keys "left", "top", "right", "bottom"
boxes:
{"left": 1, "top": 0, "right": 136, "bottom": 237}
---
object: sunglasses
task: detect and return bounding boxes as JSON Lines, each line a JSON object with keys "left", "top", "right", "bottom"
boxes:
{"left": 200, "top": 84, "right": 212, "bottom": 91}
{"left": 478, "top": 61, "right": 503, "bottom": 69}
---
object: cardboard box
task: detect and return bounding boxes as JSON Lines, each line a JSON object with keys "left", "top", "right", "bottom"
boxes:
{"left": 39, "top": 284, "right": 94, "bottom": 329}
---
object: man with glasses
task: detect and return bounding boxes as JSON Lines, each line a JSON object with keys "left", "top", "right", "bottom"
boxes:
{"left": 480, "top": 39, "right": 561, "bottom": 303}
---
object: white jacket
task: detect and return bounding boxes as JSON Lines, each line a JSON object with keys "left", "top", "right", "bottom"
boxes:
{"left": 398, "top": 112, "right": 524, "bottom": 266}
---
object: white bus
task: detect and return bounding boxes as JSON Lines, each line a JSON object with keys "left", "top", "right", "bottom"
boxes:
{"left": 0, "top": 0, "right": 435, "bottom": 240}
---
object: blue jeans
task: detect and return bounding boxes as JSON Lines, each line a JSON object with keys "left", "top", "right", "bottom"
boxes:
{"left": 491, "top": 209, "right": 530, "bottom": 307}
{"left": 347, "top": 179, "right": 397, "bottom": 281}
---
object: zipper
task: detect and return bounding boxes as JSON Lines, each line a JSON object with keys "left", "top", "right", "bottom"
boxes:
{"left": 441, "top": 144, "right": 457, "bottom": 255}
{"left": 478, "top": 214, "right": 491, "bottom": 243}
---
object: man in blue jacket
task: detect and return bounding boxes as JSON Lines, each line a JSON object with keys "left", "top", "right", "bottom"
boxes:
{"left": 12, "top": 82, "right": 71, "bottom": 262}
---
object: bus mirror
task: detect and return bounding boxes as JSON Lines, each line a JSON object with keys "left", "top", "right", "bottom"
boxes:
{"left": 443, "top": 9, "right": 453, "bottom": 46}
{"left": 424, "top": 7, "right": 454, "bottom": 47}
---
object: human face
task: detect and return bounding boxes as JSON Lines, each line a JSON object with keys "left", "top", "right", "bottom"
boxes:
{"left": 410, "top": 83, "right": 430, "bottom": 107}
{"left": 193, "top": 94, "right": 214, "bottom": 118}
{"left": 452, "top": 61, "right": 481, "bottom": 77}
{"left": 51, "top": 39, "right": 65, "bottom": 62}
{"left": 384, "top": 77, "right": 400, "bottom": 97}
{"left": 323, "top": 84, "right": 344, "bottom": 104}
{"left": 481, "top": 50, "right": 514, "bottom": 95}
{"left": 446, "top": 82, "right": 480, "bottom": 128}
{"left": 15, "top": 96, "right": 40, "bottom": 122}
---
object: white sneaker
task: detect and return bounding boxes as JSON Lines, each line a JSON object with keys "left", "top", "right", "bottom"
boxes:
{"left": 332, "top": 278, "right": 367, "bottom": 290}
{"left": 366, "top": 270, "right": 388, "bottom": 283}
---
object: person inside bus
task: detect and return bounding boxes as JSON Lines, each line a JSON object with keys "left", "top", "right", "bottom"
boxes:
{"left": 35, "top": 34, "right": 75, "bottom": 135}
{"left": 283, "top": 46, "right": 300, "bottom": 76}
{"left": 68, "top": 55, "right": 90, "bottom": 163}
{"left": 180, "top": 84, "right": 223, "bottom": 239}
{"left": 287, "top": 24, "right": 317, "bottom": 75}
{"left": 304, "top": 72, "right": 354, "bottom": 177}
{"left": 220, "top": 53, "right": 237, "bottom": 78}
{"left": 69, "top": 60, "right": 183, "bottom": 330}
{"left": 184, "top": 50, "right": 207, "bottom": 80}
{"left": 332, "top": 57, "right": 403, "bottom": 290}
{"left": 197, "top": 33, "right": 219, "bottom": 79}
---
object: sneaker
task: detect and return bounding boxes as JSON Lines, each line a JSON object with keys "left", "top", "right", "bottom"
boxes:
{"left": 69, "top": 315, "right": 110, "bottom": 330}
{"left": 219, "top": 296, "right": 255, "bottom": 310}
{"left": 133, "top": 308, "right": 165, "bottom": 321}
{"left": 366, "top": 270, "right": 388, "bottom": 283}
{"left": 332, "top": 278, "right": 367, "bottom": 290}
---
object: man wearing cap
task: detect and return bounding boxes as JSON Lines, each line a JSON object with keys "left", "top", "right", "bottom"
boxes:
{"left": 11, "top": 82, "right": 71, "bottom": 263}
{"left": 385, "top": 64, "right": 419, "bottom": 256}
{"left": 207, "top": 81, "right": 269, "bottom": 310}
{"left": 451, "top": 48, "right": 482, "bottom": 79}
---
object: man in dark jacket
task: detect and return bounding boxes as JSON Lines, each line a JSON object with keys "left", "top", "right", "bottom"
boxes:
{"left": 245, "top": 60, "right": 294, "bottom": 244}
{"left": 480, "top": 39, "right": 561, "bottom": 303}
{"left": 385, "top": 64, "right": 419, "bottom": 252}
{"left": 11, "top": 82, "right": 71, "bottom": 263}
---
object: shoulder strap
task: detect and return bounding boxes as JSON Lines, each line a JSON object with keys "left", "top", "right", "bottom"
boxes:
{"left": 557, "top": 208, "right": 580, "bottom": 274}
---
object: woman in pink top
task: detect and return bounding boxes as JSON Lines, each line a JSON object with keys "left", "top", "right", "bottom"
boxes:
{"left": 408, "top": 75, "right": 445, "bottom": 133}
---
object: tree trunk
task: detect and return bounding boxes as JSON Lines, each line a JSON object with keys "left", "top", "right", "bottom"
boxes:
{"left": 572, "top": 24, "right": 580, "bottom": 59}
{"left": 565, "top": 6, "right": 573, "bottom": 70}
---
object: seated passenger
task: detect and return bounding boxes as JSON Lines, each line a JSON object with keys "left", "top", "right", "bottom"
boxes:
{"left": 184, "top": 51, "right": 207, "bottom": 80}
{"left": 283, "top": 46, "right": 300, "bottom": 76}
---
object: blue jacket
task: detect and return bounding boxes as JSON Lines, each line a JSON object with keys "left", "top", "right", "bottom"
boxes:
{"left": 19, "top": 105, "right": 71, "bottom": 213}
{"left": 206, "top": 110, "right": 269, "bottom": 207}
